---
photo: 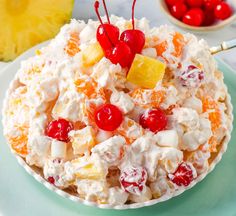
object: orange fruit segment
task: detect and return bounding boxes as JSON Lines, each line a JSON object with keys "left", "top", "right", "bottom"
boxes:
{"left": 172, "top": 32, "right": 185, "bottom": 57}
{"left": 129, "top": 89, "right": 165, "bottom": 109}
{"left": 82, "top": 42, "right": 104, "bottom": 67}
{"left": 74, "top": 78, "right": 97, "bottom": 98}
{"left": 65, "top": 32, "right": 80, "bottom": 57}
{"left": 202, "top": 96, "right": 221, "bottom": 132}
{"left": 156, "top": 41, "right": 168, "bottom": 57}
{"left": 116, "top": 118, "right": 143, "bottom": 144}
{"left": 127, "top": 54, "right": 166, "bottom": 89}
{"left": 8, "top": 125, "right": 29, "bottom": 157}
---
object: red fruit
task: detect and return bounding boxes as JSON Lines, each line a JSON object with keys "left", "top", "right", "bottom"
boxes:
{"left": 48, "top": 177, "right": 55, "bottom": 185}
{"left": 179, "top": 65, "right": 204, "bottom": 87}
{"left": 139, "top": 108, "right": 168, "bottom": 133}
{"left": 203, "top": 9, "right": 215, "bottom": 26}
{"left": 182, "top": 8, "right": 204, "bottom": 26}
{"left": 95, "top": 104, "right": 123, "bottom": 131}
{"left": 214, "top": 2, "right": 232, "bottom": 20}
{"left": 45, "top": 119, "right": 73, "bottom": 142}
{"left": 106, "top": 41, "right": 134, "bottom": 68}
{"left": 120, "top": 166, "right": 147, "bottom": 195}
{"left": 168, "top": 163, "right": 195, "bottom": 186}
{"left": 120, "top": 29, "right": 145, "bottom": 54}
{"left": 170, "top": 2, "right": 188, "bottom": 19}
{"left": 203, "top": 0, "right": 222, "bottom": 10}
{"left": 165, "top": 0, "right": 185, "bottom": 6}
{"left": 186, "top": 0, "right": 203, "bottom": 7}
{"left": 97, "top": 24, "right": 120, "bottom": 52}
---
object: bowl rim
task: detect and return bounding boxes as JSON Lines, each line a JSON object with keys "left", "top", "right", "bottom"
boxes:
{"left": 158, "top": 0, "right": 236, "bottom": 32}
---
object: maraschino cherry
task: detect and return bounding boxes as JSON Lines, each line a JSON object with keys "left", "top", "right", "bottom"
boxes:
{"left": 139, "top": 108, "right": 168, "bottom": 133}
{"left": 120, "top": 0, "right": 145, "bottom": 54}
{"left": 94, "top": 0, "right": 134, "bottom": 68}
{"left": 45, "top": 118, "right": 73, "bottom": 142}
{"left": 95, "top": 1, "right": 119, "bottom": 51}
{"left": 95, "top": 104, "right": 123, "bottom": 131}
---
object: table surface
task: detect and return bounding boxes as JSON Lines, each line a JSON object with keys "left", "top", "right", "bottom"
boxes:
{"left": 0, "top": 0, "right": 236, "bottom": 72}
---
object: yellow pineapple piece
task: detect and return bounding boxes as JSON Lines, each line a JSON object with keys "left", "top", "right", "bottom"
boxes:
{"left": 69, "top": 126, "right": 95, "bottom": 155}
{"left": 82, "top": 42, "right": 104, "bottom": 67}
{"left": 127, "top": 54, "right": 166, "bottom": 89}
{"left": 0, "top": 0, "right": 74, "bottom": 61}
{"left": 72, "top": 157, "right": 106, "bottom": 180}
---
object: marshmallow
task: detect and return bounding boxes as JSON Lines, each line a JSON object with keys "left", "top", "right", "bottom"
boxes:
{"left": 51, "top": 140, "right": 67, "bottom": 158}
{"left": 155, "top": 130, "right": 179, "bottom": 148}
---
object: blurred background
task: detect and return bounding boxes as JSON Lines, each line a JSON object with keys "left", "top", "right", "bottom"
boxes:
{"left": 0, "top": 0, "right": 236, "bottom": 69}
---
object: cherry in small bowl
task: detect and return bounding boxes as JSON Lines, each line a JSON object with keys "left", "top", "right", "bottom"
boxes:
{"left": 160, "top": 0, "right": 236, "bottom": 32}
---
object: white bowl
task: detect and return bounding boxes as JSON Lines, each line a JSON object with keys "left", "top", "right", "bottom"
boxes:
{"left": 159, "top": 0, "right": 236, "bottom": 32}
{"left": 1, "top": 42, "right": 234, "bottom": 210}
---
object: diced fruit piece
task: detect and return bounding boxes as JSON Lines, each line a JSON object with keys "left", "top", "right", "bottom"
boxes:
{"left": 179, "top": 65, "right": 204, "bottom": 88}
{"left": 82, "top": 42, "right": 104, "bottom": 67}
{"left": 72, "top": 157, "right": 106, "bottom": 180}
{"left": 139, "top": 108, "right": 168, "bottom": 133}
{"left": 48, "top": 176, "right": 55, "bottom": 185}
{"left": 214, "top": 2, "right": 232, "bottom": 20}
{"left": 0, "top": 0, "right": 74, "bottom": 61}
{"left": 65, "top": 32, "right": 80, "bottom": 57}
{"left": 45, "top": 119, "right": 73, "bottom": 142}
{"left": 168, "top": 163, "right": 195, "bottom": 186}
{"left": 120, "top": 166, "right": 147, "bottom": 195}
{"left": 172, "top": 32, "right": 185, "bottom": 57}
{"left": 8, "top": 125, "right": 29, "bottom": 157}
{"left": 116, "top": 117, "right": 144, "bottom": 144}
{"left": 156, "top": 41, "right": 168, "bottom": 57}
{"left": 202, "top": 96, "right": 221, "bottom": 131}
{"left": 182, "top": 8, "right": 204, "bottom": 26}
{"left": 130, "top": 89, "right": 166, "bottom": 108}
{"left": 156, "top": 32, "right": 185, "bottom": 59}
{"left": 95, "top": 104, "right": 123, "bottom": 131}
{"left": 69, "top": 126, "right": 95, "bottom": 155}
{"left": 74, "top": 78, "right": 97, "bottom": 98}
{"left": 127, "top": 54, "right": 166, "bottom": 89}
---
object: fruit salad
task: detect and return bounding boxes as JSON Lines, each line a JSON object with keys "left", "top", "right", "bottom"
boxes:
{"left": 2, "top": 0, "right": 232, "bottom": 207}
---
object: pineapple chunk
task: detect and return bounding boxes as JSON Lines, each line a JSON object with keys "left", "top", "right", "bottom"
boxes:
{"left": 0, "top": 0, "right": 74, "bottom": 61}
{"left": 72, "top": 156, "right": 106, "bottom": 180}
{"left": 82, "top": 42, "right": 104, "bottom": 67}
{"left": 127, "top": 54, "right": 166, "bottom": 89}
{"left": 69, "top": 126, "right": 95, "bottom": 155}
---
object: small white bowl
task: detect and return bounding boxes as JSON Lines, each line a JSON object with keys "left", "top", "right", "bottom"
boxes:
{"left": 159, "top": 0, "right": 236, "bottom": 32}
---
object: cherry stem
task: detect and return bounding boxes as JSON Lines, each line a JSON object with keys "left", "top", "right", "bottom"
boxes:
{"left": 102, "top": 0, "right": 110, "bottom": 24}
{"left": 132, "top": 0, "right": 137, "bottom": 30}
{"left": 94, "top": 1, "right": 104, "bottom": 26}
{"left": 94, "top": 0, "right": 114, "bottom": 47}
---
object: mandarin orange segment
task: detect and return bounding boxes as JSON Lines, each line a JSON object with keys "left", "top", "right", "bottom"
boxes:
{"left": 208, "top": 136, "right": 218, "bottom": 153}
{"left": 202, "top": 97, "right": 221, "bottom": 132}
{"left": 116, "top": 118, "right": 143, "bottom": 144}
{"left": 130, "top": 89, "right": 165, "bottom": 108}
{"left": 65, "top": 32, "right": 80, "bottom": 57}
{"left": 74, "top": 78, "right": 97, "bottom": 98}
{"left": 156, "top": 40, "right": 167, "bottom": 57}
{"left": 8, "top": 126, "right": 28, "bottom": 156}
{"left": 172, "top": 32, "right": 185, "bottom": 57}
